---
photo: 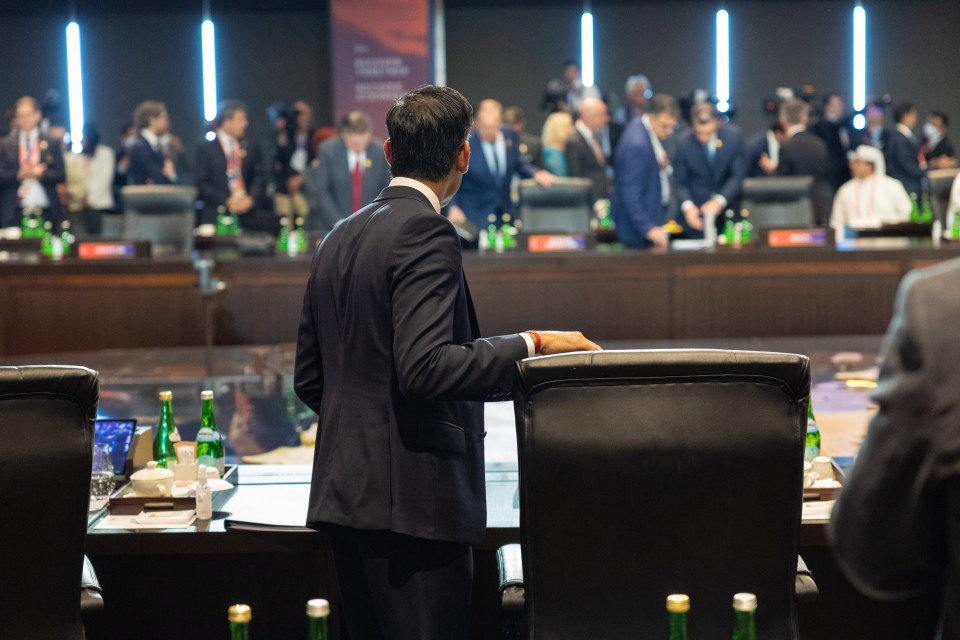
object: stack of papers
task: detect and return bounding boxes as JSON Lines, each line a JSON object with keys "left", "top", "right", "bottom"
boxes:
{"left": 95, "top": 510, "right": 196, "bottom": 530}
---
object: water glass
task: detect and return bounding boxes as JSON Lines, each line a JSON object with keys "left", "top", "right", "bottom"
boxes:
{"left": 90, "top": 443, "right": 115, "bottom": 503}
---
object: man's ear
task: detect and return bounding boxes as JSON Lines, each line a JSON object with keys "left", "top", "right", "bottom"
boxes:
{"left": 383, "top": 138, "right": 393, "bottom": 166}
{"left": 456, "top": 140, "right": 470, "bottom": 174}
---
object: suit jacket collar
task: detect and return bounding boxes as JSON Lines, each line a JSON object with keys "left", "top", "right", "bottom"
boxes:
{"left": 372, "top": 184, "right": 435, "bottom": 212}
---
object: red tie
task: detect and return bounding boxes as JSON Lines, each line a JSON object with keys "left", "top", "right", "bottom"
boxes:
{"left": 352, "top": 160, "right": 363, "bottom": 212}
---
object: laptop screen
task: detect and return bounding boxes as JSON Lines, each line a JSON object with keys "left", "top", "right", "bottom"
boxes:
{"left": 94, "top": 419, "right": 138, "bottom": 476}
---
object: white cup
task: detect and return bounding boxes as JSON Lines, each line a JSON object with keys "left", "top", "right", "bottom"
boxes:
{"left": 802, "top": 462, "right": 820, "bottom": 488}
{"left": 812, "top": 456, "right": 834, "bottom": 481}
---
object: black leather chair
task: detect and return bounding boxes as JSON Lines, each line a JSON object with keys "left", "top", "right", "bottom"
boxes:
{"left": 927, "top": 167, "right": 960, "bottom": 224}
{"left": 505, "top": 349, "right": 812, "bottom": 639}
{"left": 0, "top": 366, "right": 103, "bottom": 639}
{"left": 740, "top": 176, "right": 816, "bottom": 228}
{"left": 518, "top": 177, "right": 594, "bottom": 233}
{"left": 120, "top": 185, "right": 198, "bottom": 257}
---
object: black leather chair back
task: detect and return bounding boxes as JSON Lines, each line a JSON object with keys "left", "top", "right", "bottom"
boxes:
{"left": 741, "top": 176, "right": 816, "bottom": 228}
{"left": 928, "top": 168, "right": 960, "bottom": 224}
{"left": 512, "top": 350, "right": 809, "bottom": 640}
{"left": 0, "top": 366, "right": 99, "bottom": 640}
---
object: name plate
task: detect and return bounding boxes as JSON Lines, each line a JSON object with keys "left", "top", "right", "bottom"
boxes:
{"left": 78, "top": 241, "right": 147, "bottom": 259}
{"left": 526, "top": 234, "right": 587, "bottom": 252}
{"left": 764, "top": 228, "right": 828, "bottom": 248}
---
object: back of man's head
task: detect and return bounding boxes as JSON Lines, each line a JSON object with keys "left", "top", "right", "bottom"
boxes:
{"left": 780, "top": 99, "right": 810, "bottom": 127}
{"left": 386, "top": 85, "right": 473, "bottom": 183}
{"left": 340, "top": 111, "right": 373, "bottom": 135}
{"left": 217, "top": 100, "right": 247, "bottom": 126}
{"left": 134, "top": 100, "right": 166, "bottom": 131}
{"left": 893, "top": 101, "right": 916, "bottom": 125}
{"left": 648, "top": 94, "right": 679, "bottom": 118}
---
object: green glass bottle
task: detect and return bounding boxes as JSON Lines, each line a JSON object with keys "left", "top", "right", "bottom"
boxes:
{"left": 909, "top": 193, "right": 920, "bottom": 223}
{"left": 487, "top": 214, "right": 498, "bottom": 250}
{"left": 25, "top": 212, "right": 41, "bottom": 238}
{"left": 216, "top": 206, "right": 229, "bottom": 235}
{"left": 731, "top": 593, "right": 758, "bottom": 640}
{"left": 952, "top": 209, "right": 960, "bottom": 240}
{"left": 805, "top": 398, "right": 821, "bottom": 461}
{"left": 306, "top": 598, "right": 330, "bottom": 640}
{"left": 501, "top": 213, "right": 516, "bottom": 249}
{"left": 740, "top": 209, "right": 753, "bottom": 244}
{"left": 723, "top": 210, "right": 736, "bottom": 245}
{"left": 920, "top": 190, "right": 934, "bottom": 223}
{"left": 666, "top": 594, "right": 689, "bottom": 640}
{"left": 228, "top": 604, "right": 252, "bottom": 640}
{"left": 40, "top": 221, "right": 54, "bottom": 257}
{"left": 277, "top": 216, "right": 290, "bottom": 253}
{"left": 21, "top": 209, "right": 31, "bottom": 238}
{"left": 295, "top": 216, "right": 309, "bottom": 253}
{"left": 196, "top": 390, "right": 225, "bottom": 475}
{"left": 153, "top": 390, "right": 181, "bottom": 469}
{"left": 60, "top": 221, "right": 73, "bottom": 256}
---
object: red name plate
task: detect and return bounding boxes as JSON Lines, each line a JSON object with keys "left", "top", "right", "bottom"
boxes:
{"left": 527, "top": 234, "right": 587, "bottom": 252}
{"left": 766, "top": 229, "right": 827, "bottom": 248}
{"left": 78, "top": 242, "right": 137, "bottom": 259}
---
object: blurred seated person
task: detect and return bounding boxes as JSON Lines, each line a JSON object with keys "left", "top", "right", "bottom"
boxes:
{"left": 194, "top": 100, "right": 266, "bottom": 227}
{"left": 885, "top": 101, "right": 925, "bottom": 197}
{"left": 64, "top": 122, "right": 115, "bottom": 234}
{"left": 304, "top": 111, "right": 391, "bottom": 233}
{"left": 447, "top": 99, "right": 555, "bottom": 231}
{"left": 830, "top": 145, "right": 911, "bottom": 241}
{"left": 830, "top": 256, "right": 960, "bottom": 637}
{"left": 674, "top": 102, "right": 746, "bottom": 238}
{"left": 610, "top": 94, "right": 679, "bottom": 249}
{"left": 504, "top": 106, "right": 543, "bottom": 169}
{"left": 543, "top": 60, "right": 600, "bottom": 114}
{"left": 745, "top": 121, "right": 784, "bottom": 177}
{"left": 921, "top": 110, "right": 956, "bottom": 170}
{"left": 566, "top": 98, "right": 616, "bottom": 203}
{"left": 272, "top": 101, "right": 315, "bottom": 220}
{"left": 0, "top": 95, "right": 66, "bottom": 229}
{"left": 541, "top": 112, "right": 574, "bottom": 177}
{"left": 613, "top": 74, "right": 652, "bottom": 126}
{"left": 777, "top": 98, "right": 831, "bottom": 224}
{"left": 127, "top": 100, "right": 177, "bottom": 185}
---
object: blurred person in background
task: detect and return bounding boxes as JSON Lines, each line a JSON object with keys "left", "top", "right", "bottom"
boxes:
{"left": 64, "top": 122, "right": 115, "bottom": 234}
{"left": 921, "top": 110, "right": 956, "bottom": 169}
{"left": 273, "top": 100, "right": 315, "bottom": 220}
{"left": 566, "top": 98, "right": 615, "bottom": 203}
{"left": 126, "top": 100, "right": 176, "bottom": 185}
{"left": 503, "top": 106, "right": 543, "bottom": 169}
{"left": 885, "top": 101, "right": 925, "bottom": 197}
{"left": 540, "top": 111, "right": 574, "bottom": 177}
{"left": 830, "top": 145, "right": 911, "bottom": 241}
{"left": 613, "top": 74, "right": 652, "bottom": 126}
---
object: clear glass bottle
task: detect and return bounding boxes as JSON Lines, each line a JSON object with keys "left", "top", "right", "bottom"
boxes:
{"left": 228, "top": 604, "right": 252, "bottom": 640}
{"left": 731, "top": 593, "right": 758, "bottom": 640}
{"left": 195, "top": 465, "right": 213, "bottom": 520}
{"left": 666, "top": 593, "right": 689, "bottom": 640}
{"left": 306, "top": 598, "right": 330, "bottom": 640}
{"left": 196, "top": 390, "right": 225, "bottom": 474}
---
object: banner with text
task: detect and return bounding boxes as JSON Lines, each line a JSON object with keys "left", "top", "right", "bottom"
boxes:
{"left": 331, "top": 0, "right": 433, "bottom": 139}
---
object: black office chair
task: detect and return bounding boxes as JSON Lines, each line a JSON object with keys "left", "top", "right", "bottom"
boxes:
{"left": 741, "top": 176, "right": 816, "bottom": 228}
{"left": 120, "top": 185, "right": 198, "bottom": 256}
{"left": 0, "top": 365, "right": 103, "bottom": 640}
{"left": 518, "top": 178, "right": 593, "bottom": 233}
{"left": 927, "top": 168, "right": 960, "bottom": 224}
{"left": 503, "top": 350, "right": 813, "bottom": 640}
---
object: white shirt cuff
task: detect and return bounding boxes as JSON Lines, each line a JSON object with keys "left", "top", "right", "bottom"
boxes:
{"left": 681, "top": 200, "right": 696, "bottom": 214}
{"left": 520, "top": 332, "right": 536, "bottom": 358}
{"left": 712, "top": 194, "right": 728, "bottom": 208}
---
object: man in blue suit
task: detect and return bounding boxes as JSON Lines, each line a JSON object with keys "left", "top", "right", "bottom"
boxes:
{"left": 673, "top": 102, "right": 747, "bottom": 238}
{"left": 610, "top": 94, "right": 679, "bottom": 248}
{"left": 744, "top": 121, "right": 784, "bottom": 178}
{"left": 447, "top": 99, "right": 554, "bottom": 231}
{"left": 885, "top": 101, "right": 926, "bottom": 197}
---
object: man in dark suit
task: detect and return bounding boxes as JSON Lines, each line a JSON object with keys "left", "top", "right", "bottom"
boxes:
{"left": 194, "top": 100, "right": 266, "bottom": 227}
{"left": 503, "top": 106, "right": 544, "bottom": 169}
{"left": 673, "top": 102, "right": 746, "bottom": 238}
{"left": 809, "top": 93, "right": 853, "bottom": 191}
{"left": 885, "top": 101, "right": 925, "bottom": 197}
{"left": 303, "top": 111, "right": 391, "bottom": 232}
{"left": 921, "top": 110, "right": 956, "bottom": 170}
{"left": 566, "top": 97, "right": 620, "bottom": 204}
{"left": 831, "top": 258, "right": 960, "bottom": 637}
{"left": 126, "top": 101, "right": 177, "bottom": 186}
{"left": 294, "top": 85, "right": 599, "bottom": 639}
{"left": 610, "top": 94, "right": 679, "bottom": 248}
{"left": 744, "top": 122, "right": 784, "bottom": 178}
{"left": 777, "top": 98, "right": 832, "bottom": 224}
{"left": 272, "top": 101, "right": 315, "bottom": 220}
{"left": 0, "top": 96, "right": 65, "bottom": 228}
{"left": 447, "top": 99, "right": 555, "bottom": 230}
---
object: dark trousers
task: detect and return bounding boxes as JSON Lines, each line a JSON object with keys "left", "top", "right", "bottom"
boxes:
{"left": 321, "top": 524, "right": 474, "bottom": 640}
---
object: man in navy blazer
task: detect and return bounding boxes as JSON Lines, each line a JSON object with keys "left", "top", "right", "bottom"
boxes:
{"left": 194, "top": 100, "right": 266, "bottom": 227}
{"left": 673, "top": 102, "right": 746, "bottom": 238}
{"left": 126, "top": 101, "right": 177, "bottom": 186}
{"left": 447, "top": 99, "right": 554, "bottom": 230}
{"left": 294, "top": 85, "right": 599, "bottom": 639}
{"left": 885, "top": 101, "right": 926, "bottom": 197}
{"left": 610, "top": 94, "right": 679, "bottom": 248}
{"left": 745, "top": 122, "right": 784, "bottom": 178}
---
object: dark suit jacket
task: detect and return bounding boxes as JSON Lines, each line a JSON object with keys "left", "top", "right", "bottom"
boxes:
{"left": 778, "top": 130, "right": 832, "bottom": 224}
{"left": 272, "top": 128, "right": 316, "bottom": 194}
{"left": 565, "top": 129, "right": 610, "bottom": 203}
{"left": 610, "top": 117, "right": 662, "bottom": 248}
{"left": 923, "top": 136, "right": 956, "bottom": 163}
{"left": 126, "top": 134, "right": 172, "bottom": 186}
{"left": 450, "top": 128, "right": 537, "bottom": 228}
{"left": 745, "top": 130, "right": 772, "bottom": 178}
{"left": 304, "top": 136, "right": 392, "bottom": 232}
{"left": 194, "top": 135, "right": 266, "bottom": 226}
{"left": 885, "top": 129, "right": 925, "bottom": 196}
{"left": 294, "top": 185, "right": 528, "bottom": 545}
{"left": 810, "top": 119, "right": 852, "bottom": 191}
{"left": 518, "top": 131, "right": 544, "bottom": 169}
{"left": 673, "top": 126, "right": 746, "bottom": 235}
{"left": 0, "top": 132, "right": 65, "bottom": 227}
{"left": 831, "top": 258, "right": 960, "bottom": 636}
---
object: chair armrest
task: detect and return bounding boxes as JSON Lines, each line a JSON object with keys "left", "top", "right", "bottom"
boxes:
{"left": 497, "top": 544, "right": 526, "bottom": 637}
{"left": 497, "top": 544, "right": 524, "bottom": 592}
{"left": 81, "top": 555, "right": 104, "bottom": 618}
{"left": 795, "top": 554, "right": 819, "bottom": 603}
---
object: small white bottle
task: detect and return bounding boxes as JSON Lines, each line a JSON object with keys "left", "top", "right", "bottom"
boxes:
{"left": 195, "top": 464, "right": 213, "bottom": 520}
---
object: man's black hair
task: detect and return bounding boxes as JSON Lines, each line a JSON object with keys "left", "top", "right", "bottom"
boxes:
{"left": 893, "top": 101, "right": 916, "bottom": 124}
{"left": 386, "top": 85, "right": 473, "bottom": 183}
{"left": 931, "top": 110, "right": 949, "bottom": 128}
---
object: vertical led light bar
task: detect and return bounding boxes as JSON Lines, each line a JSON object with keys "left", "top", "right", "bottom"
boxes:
{"left": 201, "top": 19, "right": 217, "bottom": 141}
{"left": 852, "top": 5, "right": 866, "bottom": 130}
{"left": 716, "top": 9, "right": 730, "bottom": 113}
{"left": 581, "top": 11, "right": 595, "bottom": 88}
{"left": 66, "top": 22, "right": 84, "bottom": 153}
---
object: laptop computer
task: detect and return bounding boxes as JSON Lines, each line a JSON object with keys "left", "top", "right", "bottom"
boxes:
{"left": 94, "top": 419, "right": 138, "bottom": 480}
